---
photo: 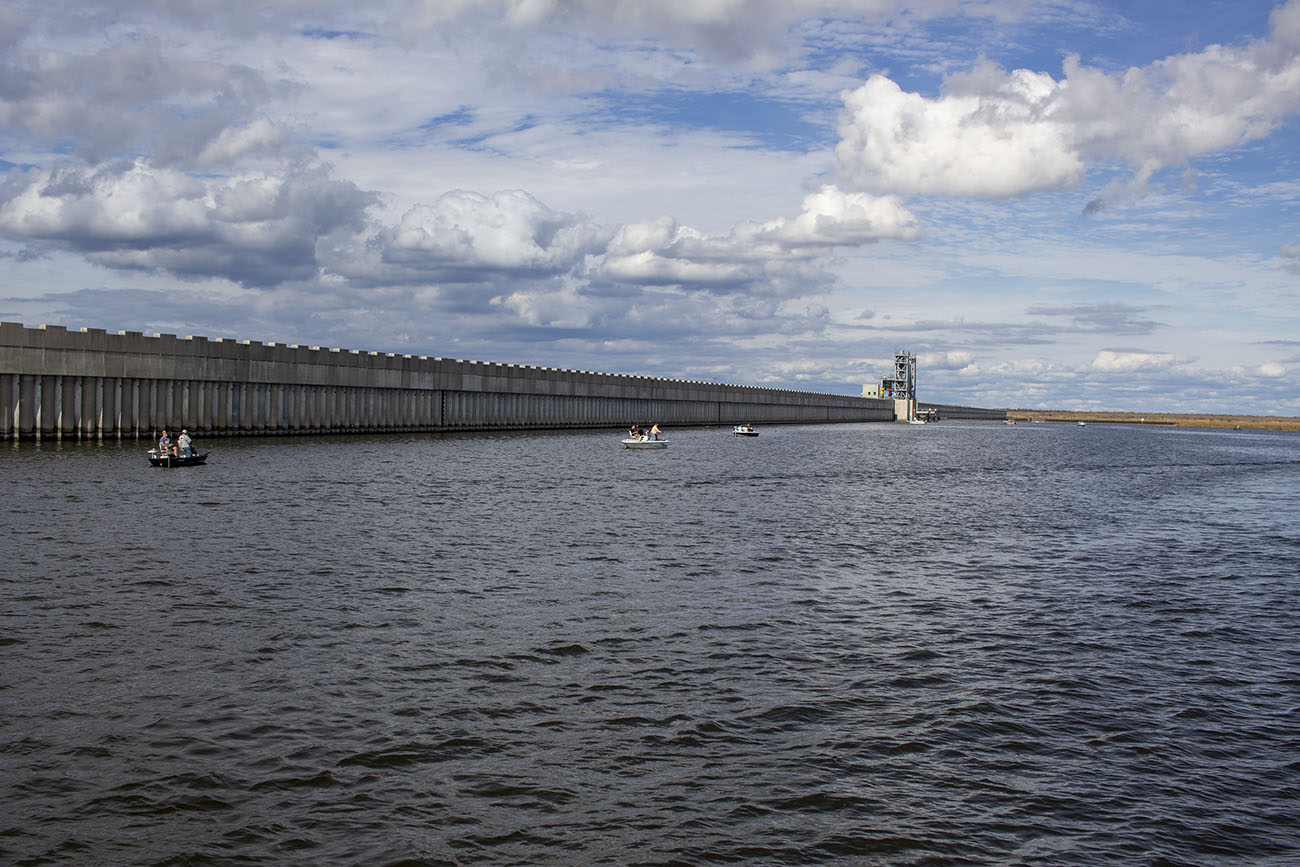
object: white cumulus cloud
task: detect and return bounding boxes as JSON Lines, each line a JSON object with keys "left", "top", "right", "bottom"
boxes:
{"left": 836, "top": 0, "right": 1300, "bottom": 199}
{"left": 744, "top": 185, "right": 922, "bottom": 247}
{"left": 1089, "top": 350, "right": 1187, "bottom": 372}
{"left": 837, "top": 71, "right": 1083, "bottom": 197}
{"left": 919, "top": 350, "right": 974, "bottom": 370}
{"left": 381, "top": 189, "right": 609, "bottom": 277}
{"left": 493, "top": 278, "right": 595, "bottom": 329}
{"left": 600, "top": 185, "right": 918, "bottom": 287}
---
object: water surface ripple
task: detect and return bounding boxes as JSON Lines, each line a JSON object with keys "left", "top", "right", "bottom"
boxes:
{"left": 3, "top": 423, "right": 1298, "bottom": 865}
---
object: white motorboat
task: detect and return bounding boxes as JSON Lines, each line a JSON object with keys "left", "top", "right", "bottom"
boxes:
{"left": 733, "top": 424, "right": 758, "bottom": 437}
{"left": 622, "top": 436, "right": 668, "bottom": 449}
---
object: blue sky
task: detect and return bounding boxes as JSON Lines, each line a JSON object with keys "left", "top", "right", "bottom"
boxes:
{"left": 1, "top": 0, "right": 1298, "bottom": 413}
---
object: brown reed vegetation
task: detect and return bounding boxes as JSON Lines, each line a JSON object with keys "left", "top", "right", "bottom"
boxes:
{"left": 1006, "top": 410, "right": 1300, "bottom": 432}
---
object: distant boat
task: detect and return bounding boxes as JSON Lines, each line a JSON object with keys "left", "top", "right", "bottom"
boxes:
{"left": 907, "top": 419, "right": 927, "bottom": 425}
{"left": 622, "top": 437, "right": 668, "bottom": 449}
{"left": 148, "top": 449, "right": 209, "bottom": 467}
{"left": 1078, "top": 421, "right": 1087, "bottom": 426}
{"left": 733, "top": 424, "right": 758, "bottom": 437}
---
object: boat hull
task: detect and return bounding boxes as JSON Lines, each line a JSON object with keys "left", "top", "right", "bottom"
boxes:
{"left": 622, "top": 438, "right": 668, "bottom": 449}
{"left": 148, "top": 450, "right": 209, "bottom": 467}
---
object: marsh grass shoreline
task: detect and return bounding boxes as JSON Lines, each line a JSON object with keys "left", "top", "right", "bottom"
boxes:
{"left": 1007, "top": 410, "right": 1300, "bottom": 432}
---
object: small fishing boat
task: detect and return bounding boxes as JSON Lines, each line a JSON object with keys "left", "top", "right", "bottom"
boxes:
{"left": 907, "top": 419, "right": 927, "bottom": 425}
{"left": 148, "top": 449, "right": 209, "bottom": 467}
{"left": 621, "top": 437, "right": 668, "bottom": 449}
{"left": 732, "top": 424, "right": 758, "bottom": 437}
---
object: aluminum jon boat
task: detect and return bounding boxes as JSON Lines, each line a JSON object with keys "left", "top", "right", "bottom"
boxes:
{"left": 148, "top": 449, "right": 209, "bottom": 467}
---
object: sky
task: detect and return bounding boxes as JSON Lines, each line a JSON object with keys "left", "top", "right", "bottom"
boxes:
{"left": 1, "top": 1, "right": 1298, "bottom": 413}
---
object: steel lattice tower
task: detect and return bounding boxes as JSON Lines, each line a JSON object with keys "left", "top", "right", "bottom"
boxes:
{"left": 879, "top": 350, "right": 916, "bottom": 400}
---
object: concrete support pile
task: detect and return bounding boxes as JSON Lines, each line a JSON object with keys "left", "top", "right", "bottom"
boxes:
{"left": 1, "top": 323, "right": 897, "bottom": 440}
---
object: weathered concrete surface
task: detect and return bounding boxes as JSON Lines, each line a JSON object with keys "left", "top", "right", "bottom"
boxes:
{"left": 2, "top": 322, "right": 905, "bottom": 439}
{"left": 919, "top": 401, "right": 1007, "bottom": 421}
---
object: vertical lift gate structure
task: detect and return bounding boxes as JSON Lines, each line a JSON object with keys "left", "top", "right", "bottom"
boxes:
{"left": 879, "top": 350, "right": 917, "bottom": 421}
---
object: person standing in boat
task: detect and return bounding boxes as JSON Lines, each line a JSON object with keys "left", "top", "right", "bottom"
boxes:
{"left": 650, "top": 423, "right": 662, "bottom": 441}
{"left": 178, "top": 429, "right": 193, "bottom": 457}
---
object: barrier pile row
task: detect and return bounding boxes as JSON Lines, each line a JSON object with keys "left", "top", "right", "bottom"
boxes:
{"left": 1, "top": 323, "right": 896, "bottom": 439}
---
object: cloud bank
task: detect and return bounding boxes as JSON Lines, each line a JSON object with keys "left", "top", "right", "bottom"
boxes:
{"left": 0, "top": 161, "right": 375, "bottom": 286}
{"left": 837, "top": 2, "right": 1300, "bottom": 200}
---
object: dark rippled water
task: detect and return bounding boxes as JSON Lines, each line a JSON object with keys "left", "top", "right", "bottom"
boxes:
{"left": 3, "top": 422, "right": 1299, "bottom": 865}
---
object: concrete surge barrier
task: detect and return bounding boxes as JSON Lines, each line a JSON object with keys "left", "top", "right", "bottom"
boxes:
{"left": 1, "top": 322, "right": 904, "bottom": 440}
{"left": 919, "top": 402, "right": 1007, "bottom": 421}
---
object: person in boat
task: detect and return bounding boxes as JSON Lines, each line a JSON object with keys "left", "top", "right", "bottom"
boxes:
{"left": 650, "top": 423, "right": 662, "bottom": 441}
{"left": 178, "top": 429, "right": 193, "bottom": 457}
{"left": 158, "top": 429, "right": 174, "bottom": 456}
{"left": 629, "top": 423, "right": 642, "bottom": 439}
